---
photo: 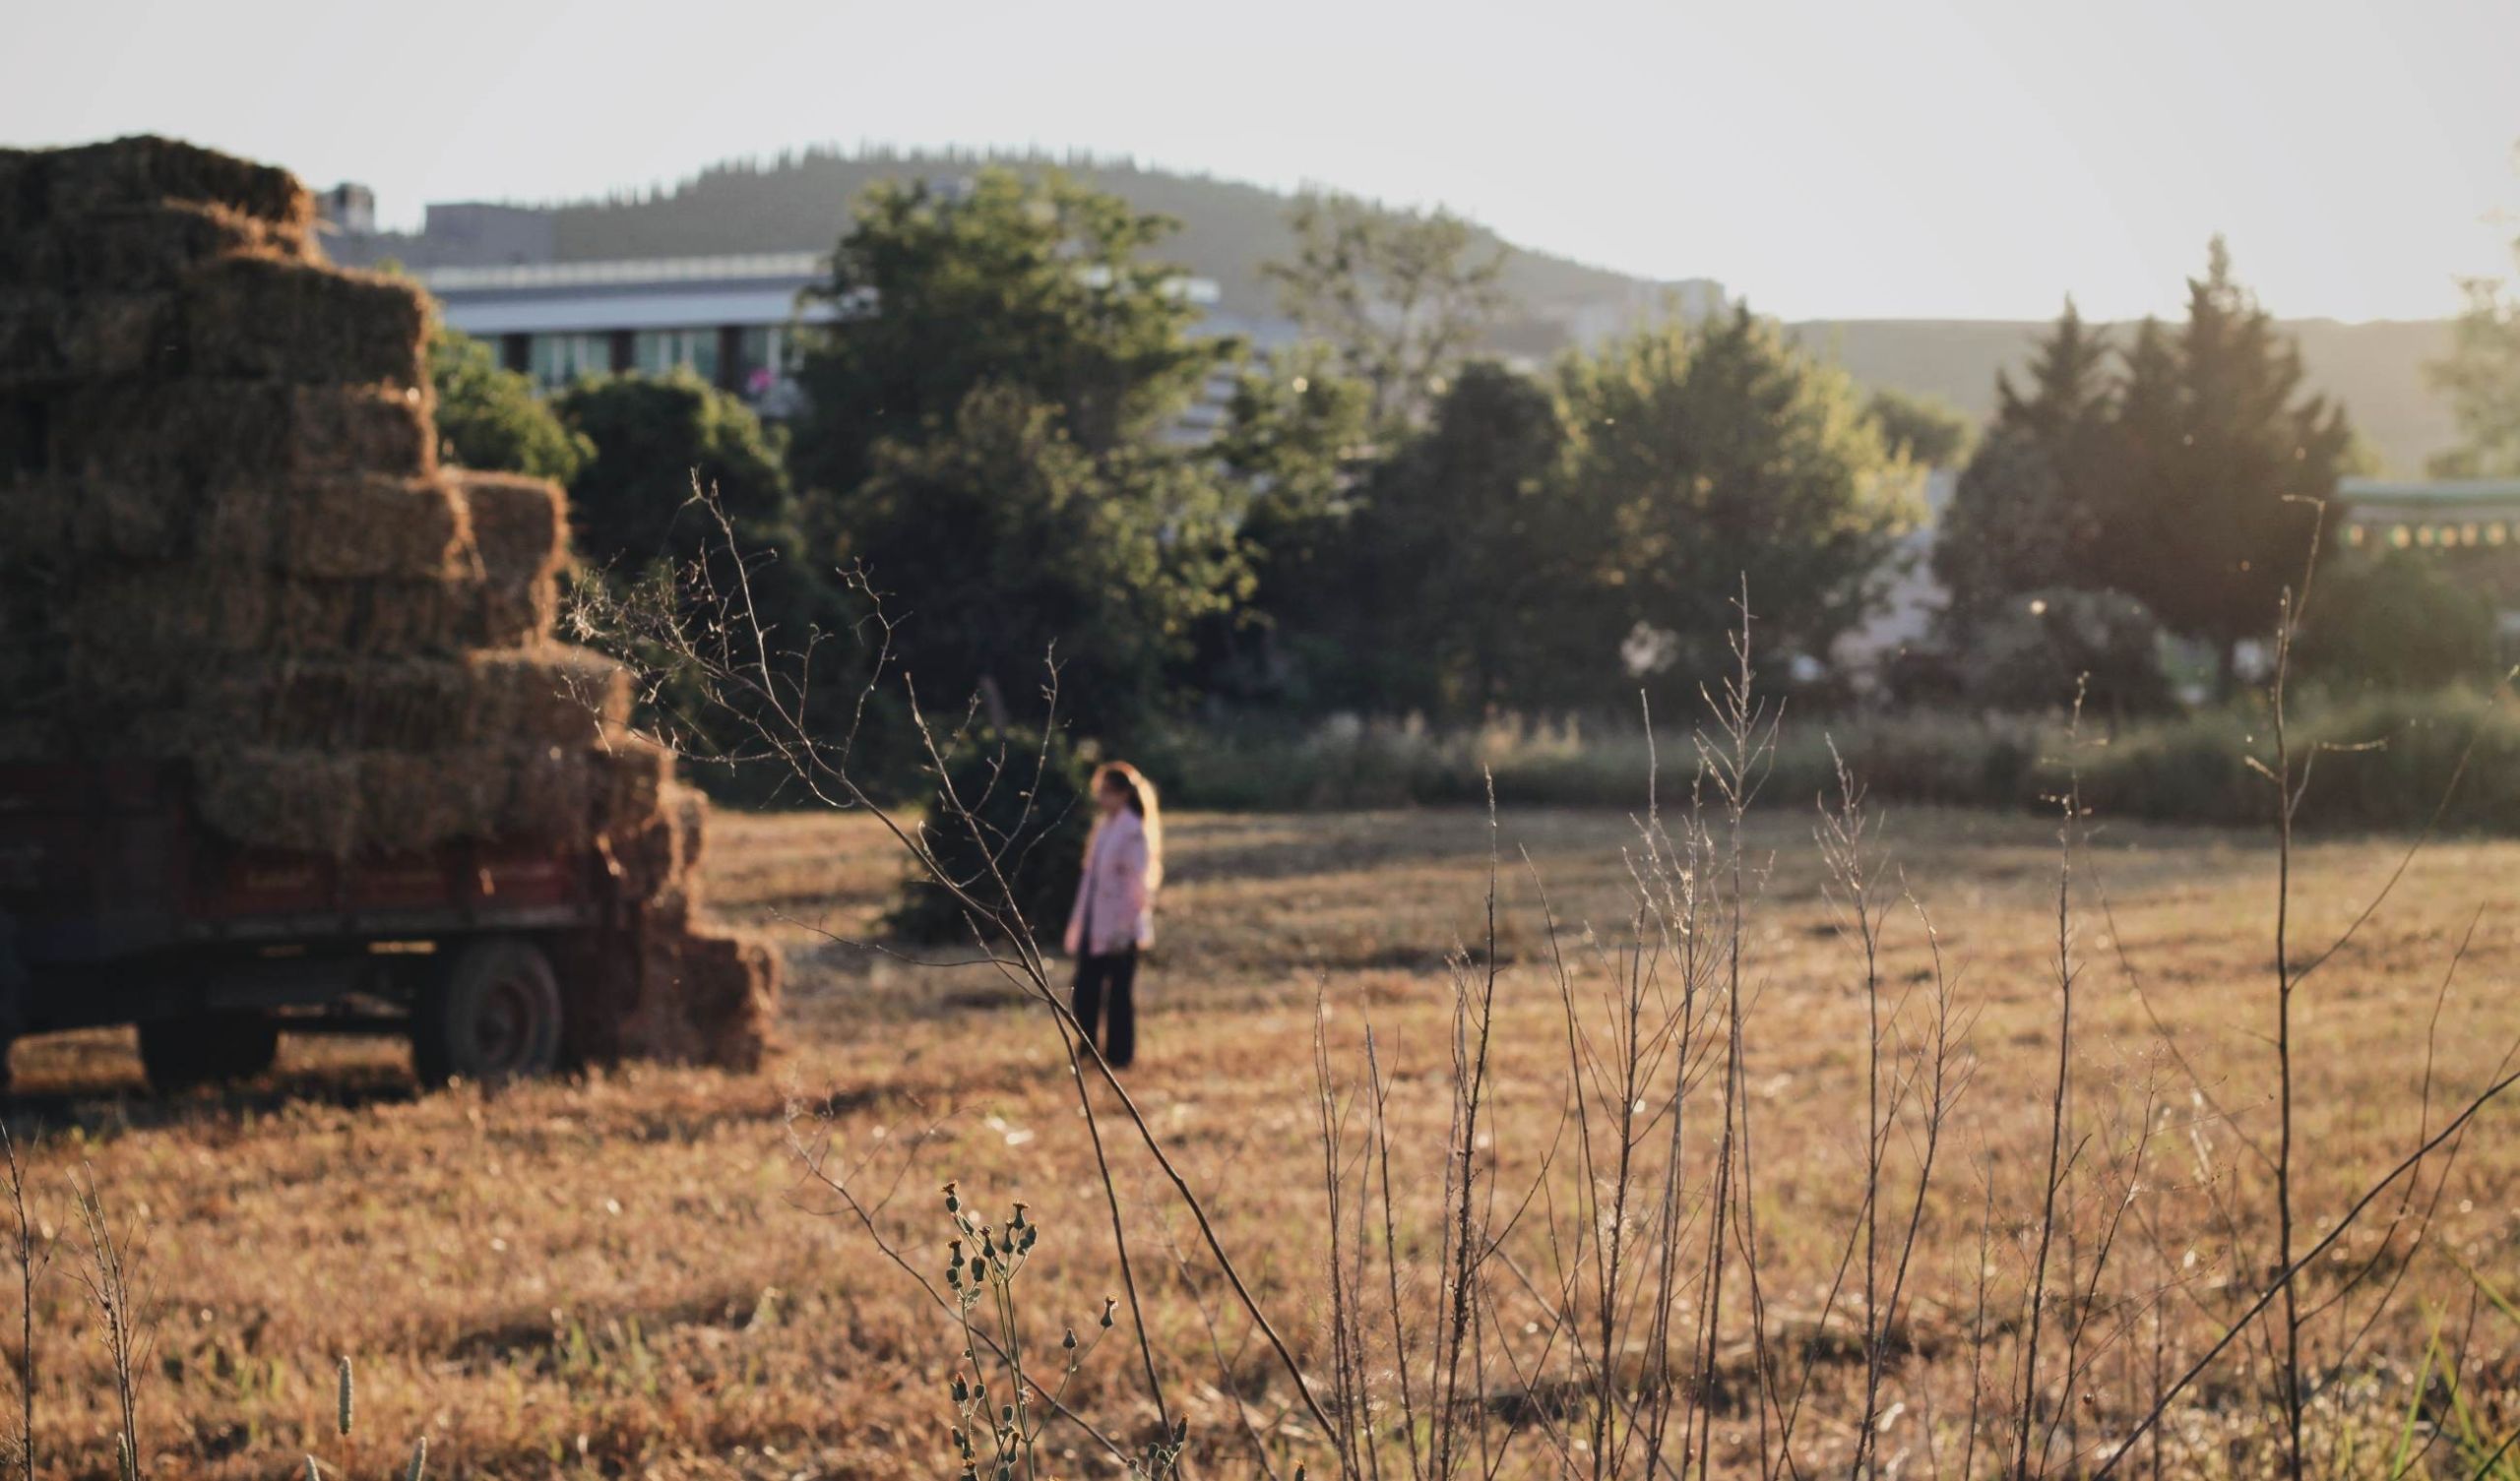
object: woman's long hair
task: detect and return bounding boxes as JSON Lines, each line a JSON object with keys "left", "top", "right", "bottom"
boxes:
{"left": 1089, "top": 761, "right": 1164, "bottom": 892}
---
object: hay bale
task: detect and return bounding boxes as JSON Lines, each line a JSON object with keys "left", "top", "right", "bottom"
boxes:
{"left": 462, "top": 647, "right": 632, "bottom": 743}
{"left": 8, "top": 473, "right": 273, "bottom": 563}
{"left": 276, "top": 474, "right": 472, "bottom": 581}
{"left": 355, "top": 749, "right": 509, "bottom": 854}
{"left": 54, "top": 565, "right": 553, "bottom": 668}
{"left": 621, "top": 899, "right": 779, "bottom": 1071}
{"left": 0, "top": 292, "right": 181, "bottom": 388}
{"left": 179, "top": 256, "right": 426, "bottom": 388}
{"left": 0, "top": 202, "right": 304, "bottom": 292}
{"left": 14, "top": 469, "right": 464, "bottom": 571}
{"left": 5, "top": 137, "right": 309, "bottom": 230}
{"left": 268, "top": 572, "right": 552, "bottom": 656}
{"left": 184, "top": 660, "right": 471, "bottom": 752}
{"left": 595, "top": 752, "right": 700, "bottom": 900}
{"left": 668, "top": 922, "right": 779, "bottom": 1072}
{"left": 37, "top": 381, "right": 434, "bottom": 487}
{"left": 175, "top": 648, "right": 630, "bottom": 754}
{"left": 61, "top": 570, "right": 279, "bottom": 685}
{"left": 452, "top": 470, "right": 567, "bottom": 581}
{"left": 502, "top": 743, "right": 598, "bottom": 846}
{"left": 191, "top": 737, "right": 645, "bottom": 859}
{"left": 192, "top": 746, "right": 360, "bottom": 856}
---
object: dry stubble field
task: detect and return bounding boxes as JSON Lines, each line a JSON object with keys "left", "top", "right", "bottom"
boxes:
{"left": 4, "top": 800, "right": 2518, "bottom": 1478}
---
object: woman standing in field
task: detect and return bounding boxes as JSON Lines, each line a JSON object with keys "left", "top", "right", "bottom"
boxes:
{"left": 1063, "top": 762, "right": 1163, "bottom": 1069}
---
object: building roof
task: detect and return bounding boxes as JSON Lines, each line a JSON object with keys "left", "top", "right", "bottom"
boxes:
{"left": 418, "top": 253, "right": 1226, "bottom": 339}
{"left": 2337, "top": 476, "right": 2520, "bottom": 511}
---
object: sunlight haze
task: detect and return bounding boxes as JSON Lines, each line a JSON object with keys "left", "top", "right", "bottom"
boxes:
{"left": 6, "top": 0, "right": 2516, "bottom": 321}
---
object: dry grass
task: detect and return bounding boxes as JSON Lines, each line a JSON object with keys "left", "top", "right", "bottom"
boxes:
{"left": 3, "top": 802, "right": 2517, "bottom": 1477}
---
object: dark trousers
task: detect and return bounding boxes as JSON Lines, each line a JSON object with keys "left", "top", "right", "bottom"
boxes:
{"left": 1072, "top": 948, "right": 1138, "bottom": 1068}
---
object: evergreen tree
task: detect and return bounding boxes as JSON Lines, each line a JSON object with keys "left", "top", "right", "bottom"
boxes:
{"left": 1934, "top": 301, "right": 2115, "bottom": 626}
{"left": 2104, "top": 240, "right": 2353, "bottom": 684}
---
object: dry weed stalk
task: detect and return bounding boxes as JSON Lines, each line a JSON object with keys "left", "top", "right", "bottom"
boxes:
{"left": 0, "top": 1130, "right": 43, "bottom": 1481}
{"left": 578, "top": 484, "right": 2520, "bottom": 1478}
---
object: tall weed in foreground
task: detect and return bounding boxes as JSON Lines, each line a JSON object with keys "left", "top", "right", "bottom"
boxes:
{"left": 0, "top": 1134, "right": 435, "bottom": 1480}
{"left": 590, "top": 483, "right": 2520, "bottom": 1477}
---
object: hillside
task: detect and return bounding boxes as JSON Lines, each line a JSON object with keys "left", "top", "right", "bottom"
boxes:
{"left": 1791, "top": 317, "right": 2458, "bottom": 474}
{"left": 353, "top": 146, "right": 2462, "bottom": 472}
{"left": 534, "top": 147, "right": 1692, "bottom": 326}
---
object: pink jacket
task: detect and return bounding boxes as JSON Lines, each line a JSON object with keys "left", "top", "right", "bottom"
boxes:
{"left": 1064, "top": 810, "right": 1154, "bottom": 956}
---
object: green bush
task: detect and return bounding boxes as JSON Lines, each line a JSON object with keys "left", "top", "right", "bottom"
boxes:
{"left": 1155, "top": 687, "right": 2520, "bottom": 834}
{"left": 886, "top": 727, "right": 1093, "bottom": 944}
{"left": 2293, "top": 550, "right": 2501, "bottom": 691}
{"left": 1960, "top": 587, "right": 2172, "bottom": 717}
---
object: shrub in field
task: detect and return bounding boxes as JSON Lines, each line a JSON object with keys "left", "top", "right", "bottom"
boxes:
{"left": 1156, "top": 688, "right": 2520, "bottom": 835}
{"left": 2293, "top": 548, "right": 2503, "bottom": 691}
{"left": 886, "top": 726, "right": 1092, "bottom": 943}
{"left": 1959, "top": 586, "right": 2173, "bottom": 717}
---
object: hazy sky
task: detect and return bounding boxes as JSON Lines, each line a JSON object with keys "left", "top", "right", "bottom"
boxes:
{"left": 7, "top": 0, "right": 2515, "bottom": 322}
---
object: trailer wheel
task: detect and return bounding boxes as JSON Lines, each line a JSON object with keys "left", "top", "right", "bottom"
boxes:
{"left": 139, "top": 1012, "right": 281, "bottom": 1094}
{"left": 413, "top": 938, "right": 563, "bottom": 1087}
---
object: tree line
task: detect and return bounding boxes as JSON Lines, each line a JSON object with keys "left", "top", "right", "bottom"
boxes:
{"left": 433, "top": 162, "right": 2520, "bottom": 775}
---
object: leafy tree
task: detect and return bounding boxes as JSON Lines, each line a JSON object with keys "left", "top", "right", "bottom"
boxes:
{"left": 1935, "top": 302, "right": 2116, "bottom": 625}
{"left": 789, "top": 166, "right": 1231, "bottom": 499}
{"left": 1331, "top": 361, "right": 1578, "bottom": 714}
{"left": 555, "top": 371, "right": 802, "bottom": 577}
{"left": 1202, "top": 344, "right": 1377, "bottom": 700}
{"left": 1865, "top": 387, "right": 1978, "bottom": 467}
{"left": 551, "top": 372, "right": 833, "bottom": 802}
{"left": 1214, "top": 342, "right": 1377, "bottom": 537}
{"left": 841, "top": 384, "right": 1245, "bottom": 737}
{"left": 2427, "top": 225, "right": 2520, "bottom": 476}
{"left": 1559, "top": 307, "right": 1917, "bottom": 687}
{"left": 2103, "top": 240, "right": 2353, "bottom": 687}
{"left": 427, "top": 326, "right": 591, "bottom": 483}
{"left": 1263, "top": 192, "right": 1509, "bottom": 427}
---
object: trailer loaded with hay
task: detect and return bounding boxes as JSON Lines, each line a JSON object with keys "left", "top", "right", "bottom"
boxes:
{"left": 0, "top": 137, "right": 778, "bottom": 1091}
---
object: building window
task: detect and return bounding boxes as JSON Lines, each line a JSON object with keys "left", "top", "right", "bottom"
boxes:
{"left": 734, "top": 325, "right": 791, "bottom": 397}
{"left": 633, "top": 328, "right": 721, "bottom": 383}
{"left": 529, "top": 333, "right": 613, "bottom": 390}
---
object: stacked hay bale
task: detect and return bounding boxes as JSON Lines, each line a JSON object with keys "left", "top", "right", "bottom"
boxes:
{"left": 0, "top": 136, "right": 774, "bottom": 1071}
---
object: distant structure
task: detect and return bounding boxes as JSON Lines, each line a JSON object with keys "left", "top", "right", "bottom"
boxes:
{"left": 1829, "top": 467, "right": 1959, "bottom": 691}
{"left": 312, "top": 182, "right": 374, "bottom": 236}
{"left": 2335, "top": 476, "right": 2520, "bottom": 652}
{"left": 321, "top": 183, "right": 1232, "bottom": 426}
{"left": 2334, "top": 477, "right": 2520, "bottom": 554}
{"left": 408, "top": 253, "right": 835, "bottom": 411}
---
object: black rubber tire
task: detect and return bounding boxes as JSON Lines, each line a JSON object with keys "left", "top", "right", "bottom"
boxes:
{"left": 138, "top": 1012, "right": 281, "bottom": 1094}
{"left": 412, "top": 938, "right": 564, "bottom": 1087}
